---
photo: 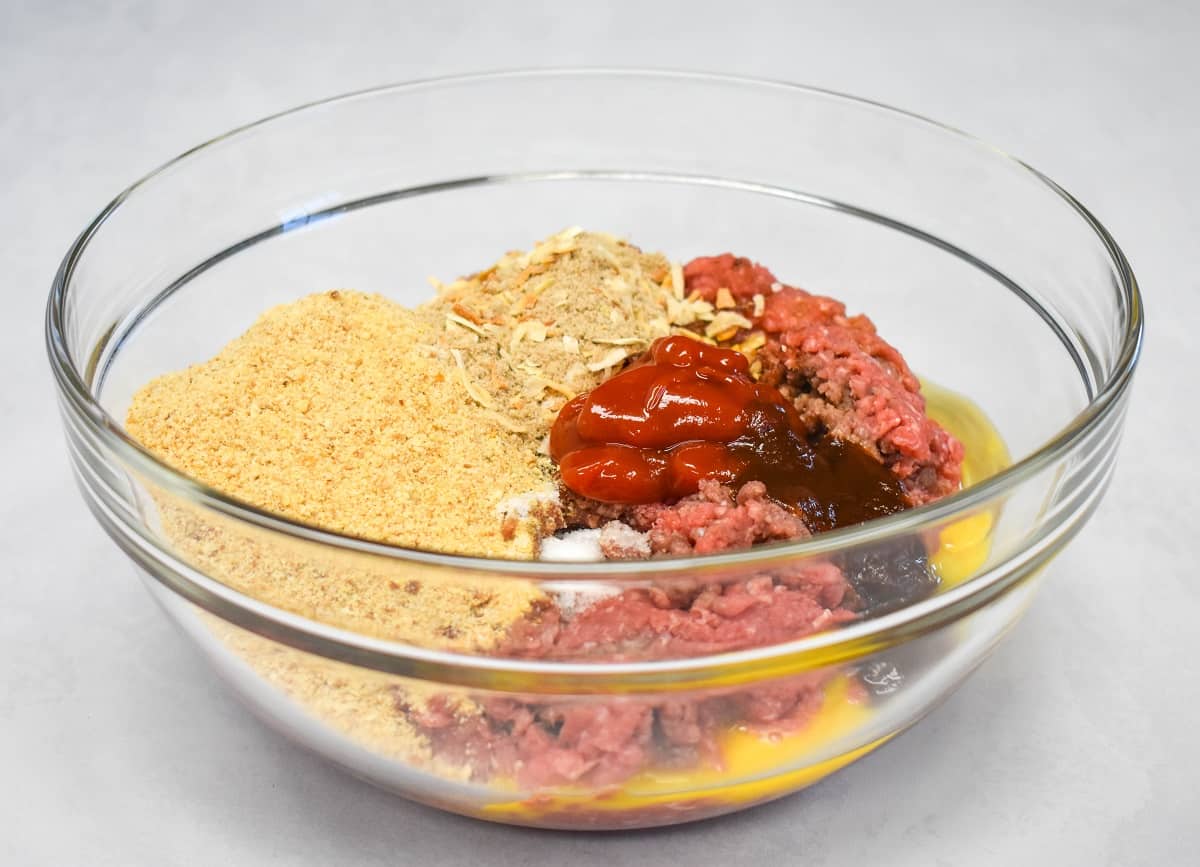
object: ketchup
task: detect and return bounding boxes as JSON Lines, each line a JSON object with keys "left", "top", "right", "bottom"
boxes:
{"left": 549, "top": 335, "right": 908, "bottom": 531}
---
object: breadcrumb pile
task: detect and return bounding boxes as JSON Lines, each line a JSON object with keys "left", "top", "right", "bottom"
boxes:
{"left": 128, "top": 291, "right": 550, "bottom": 557}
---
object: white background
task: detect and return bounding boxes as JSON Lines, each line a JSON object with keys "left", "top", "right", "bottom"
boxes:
{"left": 2, "top": 1, "right": 1196, "bottom": 864}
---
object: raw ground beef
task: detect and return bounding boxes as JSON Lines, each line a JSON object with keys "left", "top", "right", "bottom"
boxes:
{"left": 401, "top": 670, "right": 837, "bottom": 790}
{"left": 406, "top": 481, "right": 854, "bottom": 789}
{"left": 566, "top": 480, "right": 810, "bottom": 558}
{"left": 503, "top": 561, "right": 851, "bottom": 662}
{"left": 631, "top": 480, "right": 810, "bottom": 556}
{"left": 404, "top": 575, "right": 847, "bottom": 789}
{"left": 684, "top": 254, "right": 963, "bottom": 504}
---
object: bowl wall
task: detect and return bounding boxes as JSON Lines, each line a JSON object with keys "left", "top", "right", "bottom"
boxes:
{"left": 49, "top": 71, "right": 1139, "bottom": 829}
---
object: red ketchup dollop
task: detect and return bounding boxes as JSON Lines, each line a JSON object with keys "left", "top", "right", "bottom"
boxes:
{"left": 549, "top": 335, "right": 909, "bottom": 531}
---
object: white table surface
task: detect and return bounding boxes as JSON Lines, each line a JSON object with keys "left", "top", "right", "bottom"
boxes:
{"left": 2, "top": 1, "right": 1196, "bottom": 864}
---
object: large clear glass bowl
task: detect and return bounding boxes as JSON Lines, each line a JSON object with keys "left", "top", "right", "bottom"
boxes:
{"left": 46, "top": 70, "right": 1142, "bottom": 830}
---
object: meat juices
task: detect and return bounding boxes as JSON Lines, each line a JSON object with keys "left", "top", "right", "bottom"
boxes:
{"left": 400, "top": 251, "right": 966, "bottom": 792}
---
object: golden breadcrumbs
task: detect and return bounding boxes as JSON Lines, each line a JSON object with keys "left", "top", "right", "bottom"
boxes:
{"left": 156, "top": 499, "right": 541, "bottom": 651}
{"left": 127, "top": 290, "right": 549, "bottom": 558}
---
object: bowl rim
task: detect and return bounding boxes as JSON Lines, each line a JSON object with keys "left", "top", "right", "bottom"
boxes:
{"left": 45, "top": 68, "right": 1144, "bottom": 683}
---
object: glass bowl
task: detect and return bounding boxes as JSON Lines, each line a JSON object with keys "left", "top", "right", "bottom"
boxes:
{"left": 45, "top": 70, "right": 1142, "bottom": 830}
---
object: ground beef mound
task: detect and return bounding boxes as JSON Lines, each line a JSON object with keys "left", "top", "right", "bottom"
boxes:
{"left": 405, "top": 482, "right": 854, "bottom": 789}
{"left": 683, "top": 254, "right": 963, "bottom": 504}
{"left": 683, "top": 253, "right": 779, "bottom": 299}
{"left": 405, "top": 561, "right": 852, "bottom": 788}
{"left": 402, "top": 671, "right": 835, "bottom": 790}
{"left": 627, "top": 480, "right": 810, "bottom": 556}
{"left": 503, "top": 566, "right": 852, "bottom": 662}
{"left": 565, "top": 480, "right": 811, "bottom": 558}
